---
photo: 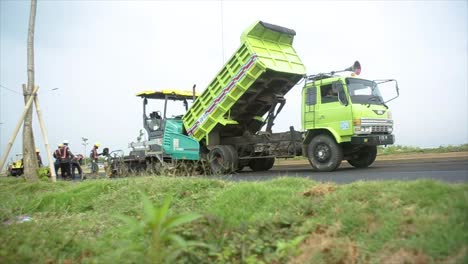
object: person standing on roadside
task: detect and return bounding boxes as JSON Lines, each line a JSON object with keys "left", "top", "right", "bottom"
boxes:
{"left": 60, "top": 140, "right": 74, "bottom": 180}
{"left": 90, "top": 143, "right": 102, "bottom": 176}
{"left": 71, "top": 154, "right": 83, "bottom": 180}
{"left": 36, "top": 149, "right": 43, "bottom": 167}
{"left": 53, "top": 144, "right": 63, "bottom": 178}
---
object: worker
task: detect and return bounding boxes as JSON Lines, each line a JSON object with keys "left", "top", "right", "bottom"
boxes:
{"left": 322, "top": 86, "right": 337, "bottom": 104}
{"left": 36, "top": 148, "right": 43, "bottom": 167}
{"left": 90, "top": 142, "right": 102, "bottom": 176}
{"left": 53, "top": 144, "right": 63, "bottom": 178}
{"left": 71, "top": 154, "right": 83, "bottom": 180}
{"left": 60, "top": 140, "right": 75, "bottom": 180}
{"left": 148, "top": 111, "right": 162, "bottom": 130}
{"left": 102, "top": 148, "right": 111, "bottom": 178}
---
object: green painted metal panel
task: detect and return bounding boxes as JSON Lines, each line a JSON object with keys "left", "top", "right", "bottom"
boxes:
{"left": 183, "top": 21, "right": 306, "bottom": 142}
{"left": 163, "top": 120, "right": 199, "bottom": 160}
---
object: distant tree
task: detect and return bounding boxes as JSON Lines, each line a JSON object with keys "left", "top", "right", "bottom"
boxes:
{"left": 23, "top": 0, "right": 38, "bottom": 181}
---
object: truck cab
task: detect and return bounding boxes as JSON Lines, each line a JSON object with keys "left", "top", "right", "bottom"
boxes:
{"left": 302, "top": 69, "right": 399, "bottom": 171}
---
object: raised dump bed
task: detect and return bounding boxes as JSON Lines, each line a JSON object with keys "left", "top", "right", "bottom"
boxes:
{"left": 183, "top": 21, "right": 306, "bottom": 144}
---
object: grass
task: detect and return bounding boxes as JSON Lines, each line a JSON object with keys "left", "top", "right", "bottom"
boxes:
{"left": 377, "top": 144, "right": 468, "bottom": 155}
{"left": 0, "top": 177, "right": 467, "bottom": 263}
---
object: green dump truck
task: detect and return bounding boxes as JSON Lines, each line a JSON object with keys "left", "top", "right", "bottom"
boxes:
{"left": 114, "top": 21, "right": 398, "bottom": 175}
{"left": 301, "top": 65, "right": 398, "bottom": 171}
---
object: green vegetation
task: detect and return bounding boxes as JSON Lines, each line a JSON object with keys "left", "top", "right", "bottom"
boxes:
{"left": 0, "top": 177, "right": 467, "bottom": 263}
{"left": 119, "top": 195, "right": 205, "bottom": 263}
{"left": 378, "top": 144, "right": 468, "bottom": 155}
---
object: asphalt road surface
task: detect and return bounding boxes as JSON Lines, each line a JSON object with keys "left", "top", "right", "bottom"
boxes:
{"left": 227, "top": 156, "right": 468, "bottom": 184}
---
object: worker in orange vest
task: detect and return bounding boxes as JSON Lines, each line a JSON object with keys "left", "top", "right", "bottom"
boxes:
{"left": 60, "top": 140, "right": 74, "bottom": 180}
{"left": 90, "top": 142, "right": 102, "bottom": 176}
{"left": 53, "top": 144, "right": 63, "bottom": 178}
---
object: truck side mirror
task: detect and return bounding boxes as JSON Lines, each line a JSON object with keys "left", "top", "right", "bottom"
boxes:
{"left": 144, "top": 98, "right": 148, "bottom": 105}
{"left": 375, "top": 79, "right": 400, "bottom": 104}
{"left": 333, "top": 81, "right": 348, "bottom": 106}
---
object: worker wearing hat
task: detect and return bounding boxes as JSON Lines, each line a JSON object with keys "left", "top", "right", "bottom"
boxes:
{"left": 52, "top": 144, "right": 63, "bottom": 177}
{"left": 60, "top": 140, "right": 75, "bottom": 180}
{"left": 90, "top": 142, "right": 102, "bottom": 177}
{"left": 71, "top": 154, "right": 83, "bottom": 181}
{"left": 36, "top": 148, "right": 43, "bottom": 167}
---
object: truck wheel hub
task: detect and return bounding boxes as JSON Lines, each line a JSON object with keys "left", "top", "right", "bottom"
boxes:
{"left": 315, "top": 144, "right": 330, "bottom": 162}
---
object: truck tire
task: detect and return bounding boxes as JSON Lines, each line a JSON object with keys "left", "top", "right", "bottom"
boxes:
{"left": 307, "top": 135, "right": 343, "bottom": 172}
{"left": 209, "top": 145, "right": 238, "bottom": 174}
{"left": 347, "top": 146, "right": 377, "bottom": 168}
{"left": 249, "top": 157, "right": 275, "bottom": 172}
{"left": 224, "top": 145, "right": 239, "bottom": 172}
{"left": 236, "top": 159, "right": 250, "bottom": 172}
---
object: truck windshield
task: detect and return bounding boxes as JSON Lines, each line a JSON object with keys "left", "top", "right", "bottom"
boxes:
{"left": 346, "top": 78, "right": 384, "bottom": 105}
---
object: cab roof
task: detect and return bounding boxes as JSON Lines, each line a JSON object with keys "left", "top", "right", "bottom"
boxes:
{"left": 136, "top": 89, "right": 200, "bottom": 100}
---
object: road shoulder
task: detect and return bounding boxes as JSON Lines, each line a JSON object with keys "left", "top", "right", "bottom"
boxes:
{"left": 276, "top": 151, "right": 468, "bottom": 166}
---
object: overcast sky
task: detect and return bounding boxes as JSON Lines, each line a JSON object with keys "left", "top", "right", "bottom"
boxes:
{"left": 0, "top": 0, "right": 467, "bottom": 165}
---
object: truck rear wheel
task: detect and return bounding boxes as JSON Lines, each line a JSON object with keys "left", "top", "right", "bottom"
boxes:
{"left": 307, "top": 135, "right": 343, "bottom": 172}
{"left": 347, "top": 146, "right": 377, "bottom": 168}
{"left": 225, "top": 145, "right": 239, "bottom": 171}
{"left": 209, "top": 145, "right": 238, "bottom": 174}
{"left": 249, "top": 157, "right": 275, "bottom": 172}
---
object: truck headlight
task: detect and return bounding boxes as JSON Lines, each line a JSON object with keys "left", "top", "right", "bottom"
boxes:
{"left": 354, "top": 126, "right": 372, "bottom": 134}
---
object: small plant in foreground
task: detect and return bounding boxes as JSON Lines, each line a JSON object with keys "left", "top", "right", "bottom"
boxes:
{"left": 119, "top": 195, "right": 205, "bottom": 263}
{"left": 276, "top": 235, "right": 308, "bottom": 258}
{"left": 37, "top": 167, "right": 50, "bottom": 181}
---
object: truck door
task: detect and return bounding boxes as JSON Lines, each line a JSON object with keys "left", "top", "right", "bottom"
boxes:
{"left": 315, "top": 81, "right": 353, "bottom": 138}
{"left": 302, "top": 85, "right": 317, "bottom": 130}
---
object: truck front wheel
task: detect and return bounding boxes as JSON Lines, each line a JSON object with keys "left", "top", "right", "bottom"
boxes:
{"left": 347, "top": 146, "right": 377, "bottom": 168}
{"left": 307, "top": 135, "right": 343, "bottom": 172}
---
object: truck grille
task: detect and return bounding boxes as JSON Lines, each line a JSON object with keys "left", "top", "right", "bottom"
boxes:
{"left": 361, "top": 118, "right": 393, "bottom": 125}
{"left": 372, "top": 125, "right": 389, "bottom": 133}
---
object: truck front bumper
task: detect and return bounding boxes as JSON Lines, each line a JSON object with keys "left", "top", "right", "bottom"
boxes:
{"left": 351, "top": 134, "right": 394, "bottom": 146}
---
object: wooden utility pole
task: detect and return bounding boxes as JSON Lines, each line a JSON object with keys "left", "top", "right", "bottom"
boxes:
{"left": 33, "top": 92, "right": 57, "bottom": 182}
{"left": 0, "top": 86, "right": 39, "bottom": 172}
{"left": 1, "top": 0, "right": 56, "bottom": 182}
{"left": 23, "top": 0, "right": 38, "bottom": 181}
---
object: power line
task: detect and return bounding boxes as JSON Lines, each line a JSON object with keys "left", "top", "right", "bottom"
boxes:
{"left": 0, "top": 84, "right": 22, "bottom": 95}
{"left": 220, "top": 0, "right": 225, "bottom": 65}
